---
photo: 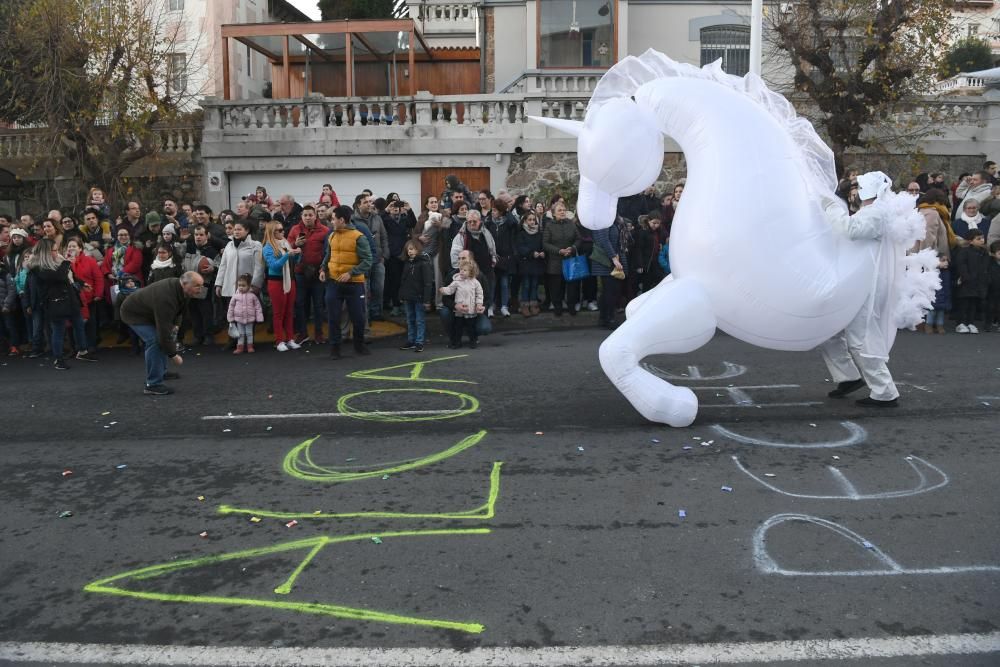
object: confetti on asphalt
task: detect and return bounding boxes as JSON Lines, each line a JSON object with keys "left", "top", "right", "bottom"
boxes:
{"left": 227, "top": 412, "right": 233, "bottom": 417}
{"left": 832, "top": 455, "right": 840, "bottom": 460}
{"left": 371, "top": 536, "right": 383, "bottom": 544}
{"left": 692, "top": 436, "right": 702, "bottom": 440}
{"left": 682, "top": 446, "right": 693, "bottom": 450}
{"left": 535, "top": 431, "right": 544, "bottom": 435}
{"left": 764, "top": 473, "right": 777, "bottom": 478}
{"left": 199, "top": 531, "right": 209, "bottom": 538}
{"left": 101, "top": 411, "right": 111, "bottom": 416}
{"left": 904, "top": 456, "right": 913, "bottom": 461}
{"left": 721, "top": 486, "right": 733, "bottom": 492}
{"left": 285, "top": 520, "right": 298, "bottom": 528}
{"left": 313, "top": 510, "right": 322, "bottom": 515}
{"left": 862, "top": 541, "right": 874, "bottom": 549}
{"left": 250, "top": 517, "right": 261, "bottom": 523}
{"left": 678, "top": 510, "right": 686, "bottom": 518}
{"left": 103, "top": 426, "right": 110, "bottom": 429}
{"left": 983, "top": 402, "right": 991, "bottom": 406}
{"left": 197, "top": 496, "right": 205, "bottom": 501}
{"left": 651, "top": 438, "right": 660, "bottom": 444}
{"left": 62, "top": 470, "right": 73, "bottom": 477}
{"left": 577, "top": 446, "right": 585, "bottom": 452}
{"left": 115, "top": 464, "right": 127, "bottom": 470}
{"left": 222, "top": 429, "right": 232, "bottom": 433}
{"left": 809, "top": 423, "right": 817, "bottom": 427}
{"left": 700, "top": 442, "right": 711, "bottom": 447}
{"left": 266, "top": 426, "right": 273, "bottom": 431}
{"left": 346, "top": 458, "right": 357, "bottom": 462}
{"left": 109, "top": 421, "right": 118, "bottom": 426}
{"left": 381, "top": 474, "right": 390, "bottom": 480}
{"left": 268, "top": 394, "right": 273, "bottom": 399}
{"left": 58, "top": 511, "right": 73, "bottom": 518}
{"left": 706, "top": 440, "right": 714, "bottom": 445}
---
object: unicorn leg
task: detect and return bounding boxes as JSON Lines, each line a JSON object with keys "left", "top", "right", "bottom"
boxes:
{"left": 624, "top": 274, "right": 672, "bottom": 319}
{"left": 599, "top": 277, "right": 716, "bottom": 427}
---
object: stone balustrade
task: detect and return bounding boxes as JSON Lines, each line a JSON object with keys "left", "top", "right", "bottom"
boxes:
{"left": 499, "top": 69, "right": 605, "bottom": 96}
{"left": 0, "top": 125, "right": 200, "bottom": 159}
{"left": 409, "top": 0, "right": 480, "bottom": 31}
{"left": 936, "top": 75, "right": 987, "bottom": 93}
{"left": 203, "top": 93, "right": 590, "bottom": 133}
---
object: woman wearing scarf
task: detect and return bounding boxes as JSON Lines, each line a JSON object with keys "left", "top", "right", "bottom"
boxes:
{"left": 262, "top": 220, "right": 302, "bottom": 351}
{"left": 101, "top": 227, "right": 144, "bottom": 301}
{"left": 913, "top": 190, "right": 951, "bottom": 256}
{"left": 65, "top": 237, "right": 104, "bottom": 355}
{"left": 952, "top": 199, "right": 993, "bottom": 243}
{"left": 916, "top": 188, "right": 956, "bottom": 251}
{"left": 514, "top": 211, "right": 545, "bottom": 316}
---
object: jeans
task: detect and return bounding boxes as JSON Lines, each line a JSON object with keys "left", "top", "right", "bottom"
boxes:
{"left": 368, "top": 261, "right": 385, "bottom": 318}
{"left": 403, "top": 299, "right": 427, "bottom": 344}
{"left": 294, "top": 274, "right": 325, "bottom": 339}
{"left": 925, "top": 308, "right": 946, "bottom": 327}
{"left": 49, "top": 314, "right": 86, "bottom": 359}
{"left": 28, "top": 305, "right": 46, "bottom": 353}
{"left": 520, "top": 275, "right": 539, "bottom": 302}
{"left": 326, "top": 281, "right": 366, "bottom": 346}
{"left": 129, "top": 323, "right": 168, "bottom": 387}
{"left": 496, "top": 271, "right": 511, "bottom": 309}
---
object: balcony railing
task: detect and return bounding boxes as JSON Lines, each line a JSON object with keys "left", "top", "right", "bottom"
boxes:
{"left": 499, "top": 69, "right": 607, "bottom": 96}
{"left": 937, "top": 75, "right": 988, "bottom": 92}
{"left": 0, "top": 125, "right": 201, "bottom": 159}
{"left": 409, "top": 1, "right": 480, "bottom": 33}
{"left": 203, "top": 93, "right": 589, "bottom": 133}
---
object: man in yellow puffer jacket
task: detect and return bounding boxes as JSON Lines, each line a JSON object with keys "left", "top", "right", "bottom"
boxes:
{"left": 319, "top": 205, "right": 373, "bottom": 359}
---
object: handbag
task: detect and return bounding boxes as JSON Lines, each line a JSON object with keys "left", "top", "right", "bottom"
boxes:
{"left": 562, "top": 255, "right": 590, "bottom": 282}
{"left": 228, "top": 322, "right": 240, "bottom": 338}
{"left": 610, "top": 266, "right": 626, "bottom": 280}
{"left": 590, "top": 243, "right": 612, "bottom": 268}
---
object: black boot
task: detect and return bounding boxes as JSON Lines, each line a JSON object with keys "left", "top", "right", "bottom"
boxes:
{"left": 354, "top": 341, "right": 371, "bottom": 356}
{"left": 827, "top": 378, "right": 866, "bottom": 398}
{"left": 330, "top": 343, "right": 341, "bottom": 360}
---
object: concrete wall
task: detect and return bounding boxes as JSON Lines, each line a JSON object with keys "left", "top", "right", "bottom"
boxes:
{"left": 492, "top": 2, "right": 529, "bottom": 91}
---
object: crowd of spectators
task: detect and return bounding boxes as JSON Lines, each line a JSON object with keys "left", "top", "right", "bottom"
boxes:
{"left": 1, "top": 165, "right": 998, "bottom": 379}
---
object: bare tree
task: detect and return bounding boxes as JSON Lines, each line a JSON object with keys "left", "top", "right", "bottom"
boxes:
{"left": 0, "top": 0, "right": 206, "bottom": 206}
{"left": 765, "top": 0, "right": 955, "bottom": 175}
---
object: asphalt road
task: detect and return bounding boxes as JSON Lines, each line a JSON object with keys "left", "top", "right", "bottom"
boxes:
{"left": 1, "top": 316, "right": 998, "bottom": 666}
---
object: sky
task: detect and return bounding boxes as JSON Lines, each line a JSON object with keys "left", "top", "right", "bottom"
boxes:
{"left": 286, "top": 0, "right": 322, "bottom": 20}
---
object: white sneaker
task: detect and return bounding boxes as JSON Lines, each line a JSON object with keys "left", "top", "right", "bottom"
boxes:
{"left": 587, "top": 301, "right": 599, "bottom": 311}
{"left": 574, "top": 302, "right": 582, "bottom": 312}
{"left": 276, "top": 342, "right": 289, "bottom": 352}
{"left": 968, "top": 324, "right": 979, "bottom": 334}
{"left": 487, "top": 307, "right": 494, "bottom": 318}
{"left": 500, "top": 306, "right": 510, "bottom": 317}
{"left": 286, "top": 340, "right": 301, "bottom": 350}
{"left": 956, "top": 323, "right": 969, "bottom": 333}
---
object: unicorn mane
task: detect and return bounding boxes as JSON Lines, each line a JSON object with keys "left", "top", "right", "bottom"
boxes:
{"left": 588, "top": 50, "right": 838, "bottom": 198}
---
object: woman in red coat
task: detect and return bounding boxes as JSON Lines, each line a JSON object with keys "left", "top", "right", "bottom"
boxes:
{"left": 101, "top": 227, "right": 143, "bottom": 302}
{"left": 66, "top": 237, "right": 105, "bottom": 353}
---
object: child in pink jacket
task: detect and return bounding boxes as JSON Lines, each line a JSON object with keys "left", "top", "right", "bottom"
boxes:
{"left": 227, "top": 273, "right": 264, "bottom": 354}
{"left": 440, "top": 259, "right": 484, "bottom": 349}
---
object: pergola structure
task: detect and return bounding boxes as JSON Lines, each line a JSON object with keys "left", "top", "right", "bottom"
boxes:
{"left": 220, "top": 19, "right": 433, "bottom": 100}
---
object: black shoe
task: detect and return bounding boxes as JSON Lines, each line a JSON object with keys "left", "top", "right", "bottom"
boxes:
{"left": 415, "top": 344, "right": 424, "bottom": 353}
{"left": 856, "top": 396, "right": 898, "bottom": 408}
{"left": 75, "top": 351, "right": 97, "bottom": 362}
{"left": 828, "top": 378, "right": 866, "bottom": 398}
{"left": 53, "top": 358, "right": 69, "bottom": 371}
{"left": 144, "top": 384, "right": 173, "bottom": 396}
{"left": 330, "top": 344, "right": 342, "bottom": 360}
{"left": 399, "top": 342, "right": 416, "bottom": 351}
{"left": 553, "top": 309, "right": 563, "bottom": 317}
{"left": 27, "top": 350, "right": 44, "bottom": 359}
{"left": 448, "top": 343, "right": 462, "bottom": 349}
{"left": 567, "top": 308, "right": 578, "bottom": 316}
{"left": 468, "top": 340, "right": 478, "bottom": 349}
{"left": 354, "top": 344, "right": 371, "bottom": 356}
{"left": 163, "top": 371, "right": 180, "bottom": 381}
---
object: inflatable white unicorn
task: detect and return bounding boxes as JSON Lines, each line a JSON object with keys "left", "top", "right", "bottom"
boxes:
{"left": 532, "top": 50, "right": 938, "bottom": 427}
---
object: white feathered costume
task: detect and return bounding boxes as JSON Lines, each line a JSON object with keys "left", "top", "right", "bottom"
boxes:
{"left": 819, "top": 171, "right": 940, "bottom": 400}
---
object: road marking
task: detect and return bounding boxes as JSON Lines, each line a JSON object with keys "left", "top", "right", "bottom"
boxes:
{"left": 202, "top": 410, "right": 471, "bottom": 421}
{"left": 642, "top": 361, "right": 747, "bottom": 380}
{"left": 2, "top": 634, "right": 999, "bottom": 665}
{"left": 712, "top": 421, "right": 867, "bottom": 448}
{"left": 732, "top": 455, "right": 949, "bottom": 500}
{"left": 754, "top": 513, "right": 1000, "bottom": 577}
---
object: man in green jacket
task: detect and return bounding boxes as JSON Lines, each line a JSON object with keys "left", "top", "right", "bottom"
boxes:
{"left": 121, "top": 271, "right": 205, "bottom": 395}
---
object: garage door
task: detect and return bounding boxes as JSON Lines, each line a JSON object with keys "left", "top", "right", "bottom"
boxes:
{"left": 228, "top": 170, "right": 422, "bottom": 211}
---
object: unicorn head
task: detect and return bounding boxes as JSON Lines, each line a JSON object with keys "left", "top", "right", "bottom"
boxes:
{"left": 531, "top": 98, "right": 664, "bottom": 230}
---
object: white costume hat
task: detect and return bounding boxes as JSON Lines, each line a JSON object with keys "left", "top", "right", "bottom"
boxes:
{"left": 857, "top": 171, "right": 892, "bottom": 201}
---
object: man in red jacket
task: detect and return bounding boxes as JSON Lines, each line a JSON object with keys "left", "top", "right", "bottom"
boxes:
{"left": 287, "top": 205, "right": 330, "bottom": 345}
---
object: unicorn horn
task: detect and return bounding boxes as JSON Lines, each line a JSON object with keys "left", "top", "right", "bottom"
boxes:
{"left": 528, "top": 116, "right": 583, "bottom": 138}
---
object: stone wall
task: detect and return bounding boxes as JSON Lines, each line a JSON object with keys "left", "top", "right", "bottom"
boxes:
{"left": 506, "top": 151, "right": 688, "bottom": 201}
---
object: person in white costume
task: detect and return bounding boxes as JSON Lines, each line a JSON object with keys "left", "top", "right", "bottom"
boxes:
{"left": 819, "top": 171, "right": 905, "bottom": 407}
